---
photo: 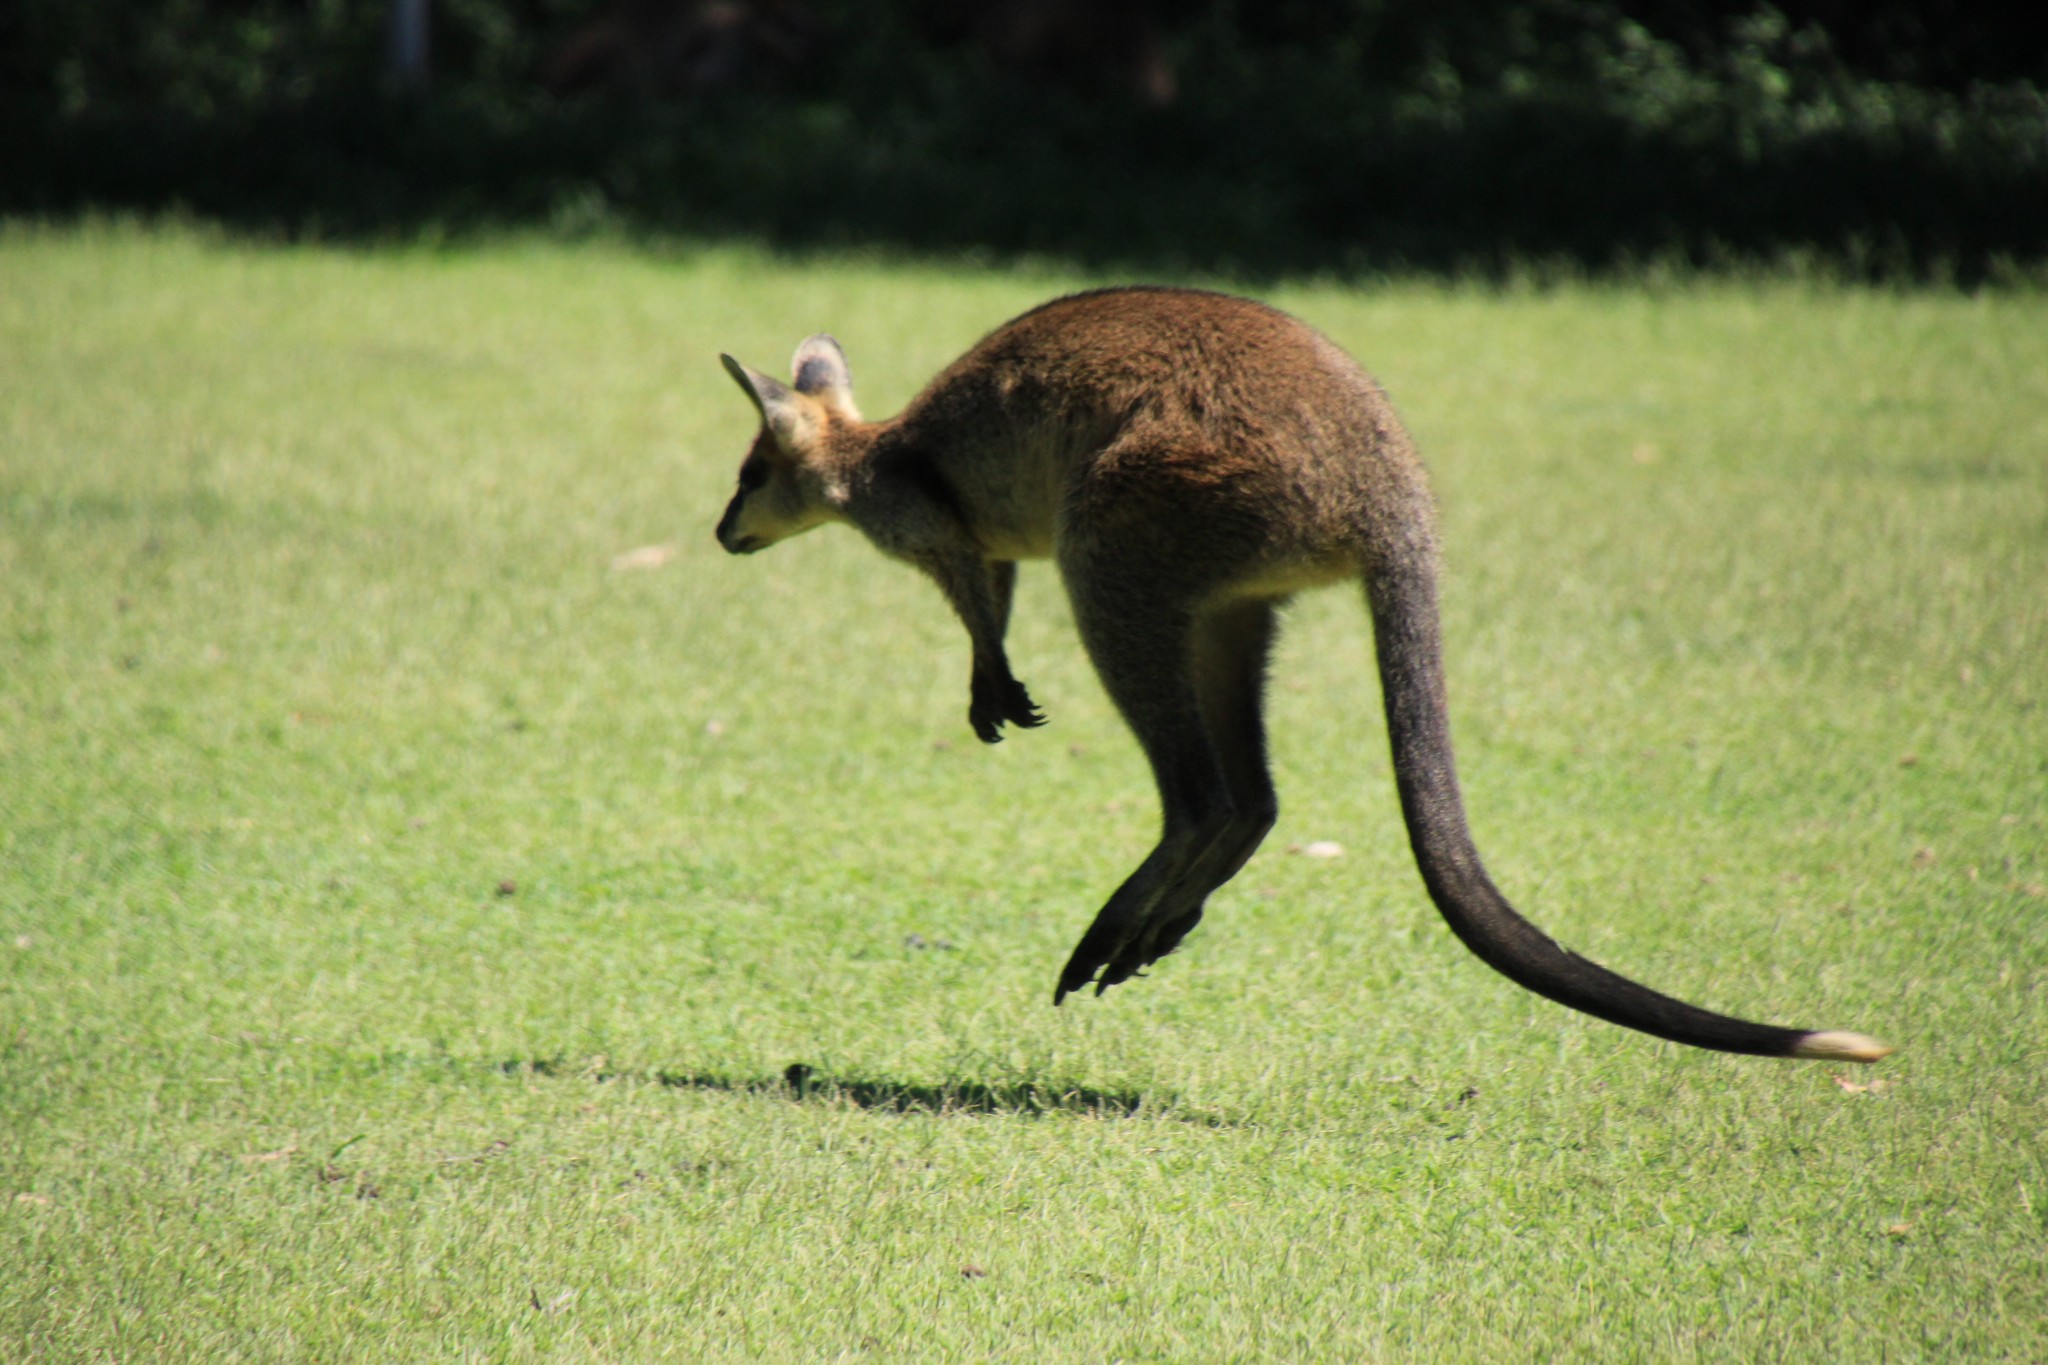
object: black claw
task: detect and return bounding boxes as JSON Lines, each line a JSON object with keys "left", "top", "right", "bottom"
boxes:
{"left": 1055, "top": 959, "right": 1100, "bottom": 1003}
{"left": 1003, "top": 681, "right": 1044, "bottom": 730}
{"left": 972, "top": 676, "right": 1045, "bottom": 744}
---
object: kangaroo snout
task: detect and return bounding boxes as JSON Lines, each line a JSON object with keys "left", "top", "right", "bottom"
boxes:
{"left": 714, "top": 502, "right": 762, "bottom": 554}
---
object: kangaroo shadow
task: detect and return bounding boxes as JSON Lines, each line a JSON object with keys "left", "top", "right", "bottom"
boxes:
{"left": 501, "top": 1057, "right": 1230, "bottom": 1123}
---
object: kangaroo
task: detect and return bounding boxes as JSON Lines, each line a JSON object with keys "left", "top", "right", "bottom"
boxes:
{"left": 713, "top": 286, "right": 1890, "bottom": 1063}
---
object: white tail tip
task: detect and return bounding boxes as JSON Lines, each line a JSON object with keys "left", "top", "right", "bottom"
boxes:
{"left": 1792, "top": 1030, "right": 1894, "bottom": 1063}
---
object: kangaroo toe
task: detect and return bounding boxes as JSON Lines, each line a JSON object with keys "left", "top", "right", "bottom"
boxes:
{"left": 1005, "top": 680, "right": 1046, "bottom": 729}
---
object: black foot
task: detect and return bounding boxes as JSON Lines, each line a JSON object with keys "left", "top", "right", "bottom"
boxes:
{"left": 969, "top": 674, "right": 1046, "bottom": 744}
{"left": 1052, "top": 907, "right": 1203, "bottom": 1004}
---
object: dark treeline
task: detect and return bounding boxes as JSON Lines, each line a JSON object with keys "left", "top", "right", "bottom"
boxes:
{"left": 4, "top": 1, "right": 2045, "bottom": 279}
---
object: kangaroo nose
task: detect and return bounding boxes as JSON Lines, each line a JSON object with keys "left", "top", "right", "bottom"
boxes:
{"left": 715, "top": 514, "right": 762, "bottom": 555}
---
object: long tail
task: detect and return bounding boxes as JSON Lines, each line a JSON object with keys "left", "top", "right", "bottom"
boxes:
{"left": 1364, "top": 553, "right": 1890, "bottom": 1062}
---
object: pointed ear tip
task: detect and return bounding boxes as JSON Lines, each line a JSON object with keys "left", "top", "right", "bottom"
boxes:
{"left": 721, "top": 352, "right": 770, "bottom": 395}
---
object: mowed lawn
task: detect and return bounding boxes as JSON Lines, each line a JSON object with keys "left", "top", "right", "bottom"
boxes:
{"left": 2, "top": 225, "right": 2043, "bottom": 1361}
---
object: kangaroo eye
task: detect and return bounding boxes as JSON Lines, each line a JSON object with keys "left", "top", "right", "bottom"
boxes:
{"left": 737, "top": 459, "right": 770, "bottom": 492}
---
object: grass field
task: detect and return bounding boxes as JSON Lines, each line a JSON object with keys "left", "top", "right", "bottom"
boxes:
{"left": 2, "top": 224, "right": 2044, "bottom": 1361}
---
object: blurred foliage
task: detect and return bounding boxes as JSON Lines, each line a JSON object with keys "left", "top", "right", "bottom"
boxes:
{"left": 2, "top": 0, "right": 2044, "bottom": 278}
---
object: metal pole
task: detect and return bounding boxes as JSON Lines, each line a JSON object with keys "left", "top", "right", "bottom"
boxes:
{"left": 389, "top": 0, "right": 429, "bottom": 91}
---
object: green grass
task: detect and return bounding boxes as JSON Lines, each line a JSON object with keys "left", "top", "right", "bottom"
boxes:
{"left": 2, "top": 223, "right": 2044, "bottom": 1361}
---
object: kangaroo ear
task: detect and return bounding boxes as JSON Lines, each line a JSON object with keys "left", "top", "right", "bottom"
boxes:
{"left": 721, "top": 353, "right": 817, "bottom": 451}
{"left": 790, "top": 334, "right": 858, "bottom": 419}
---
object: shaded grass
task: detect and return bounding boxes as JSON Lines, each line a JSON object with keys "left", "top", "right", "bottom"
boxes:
{"left": 10, "top": 70, "right": 2047, "bottom": 283}
{"left": 1, "top": 223, "right": 2044, "bottom": 1360}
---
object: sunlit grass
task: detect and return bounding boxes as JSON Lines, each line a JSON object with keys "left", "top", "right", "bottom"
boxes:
{"left": 2, "top": 223, "right": 2043, "bottom": 1361}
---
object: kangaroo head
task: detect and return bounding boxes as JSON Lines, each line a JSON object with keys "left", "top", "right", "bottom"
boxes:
{"left": 715, "top": 335, "right": 860, "bottom": 555}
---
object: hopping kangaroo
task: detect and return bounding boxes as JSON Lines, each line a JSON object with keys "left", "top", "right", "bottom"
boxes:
{"left": 714, "top": 287, "right": 1890, "bottom": 1062}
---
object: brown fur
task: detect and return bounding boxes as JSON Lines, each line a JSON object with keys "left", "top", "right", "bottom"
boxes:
{"left": 713, "top": 287, "right": 1889, "bottom": 1060}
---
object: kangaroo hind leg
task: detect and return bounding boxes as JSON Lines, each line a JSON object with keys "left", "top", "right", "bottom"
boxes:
{"left": 1055, "top": 594, "right": 1281, "bottom": 1000}
{"left": 1129, "top": 596, "right": 1281, "bottom": 972}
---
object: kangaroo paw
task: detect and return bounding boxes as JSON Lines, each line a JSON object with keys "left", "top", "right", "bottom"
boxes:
{"left": 1004, "top": 679, "right": 1046, "bottom": 730}
{"left": 1054, "top": 917, "right": 1133, "bottom": 1004}
{"left": 1056, "top": 901, "right": 1205, "bottom": 1003}
{"left": 1097, "top": 908, "right": 1202, "bottom": 992}
{"left": 967, "top": 685, "right": 1006, "bottom": 743}
{"left": 970, "top": 674, "right": 1045, "bottom": 744}
{"left": 968, "top": 705, "right": 1005, "bottom": 744}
